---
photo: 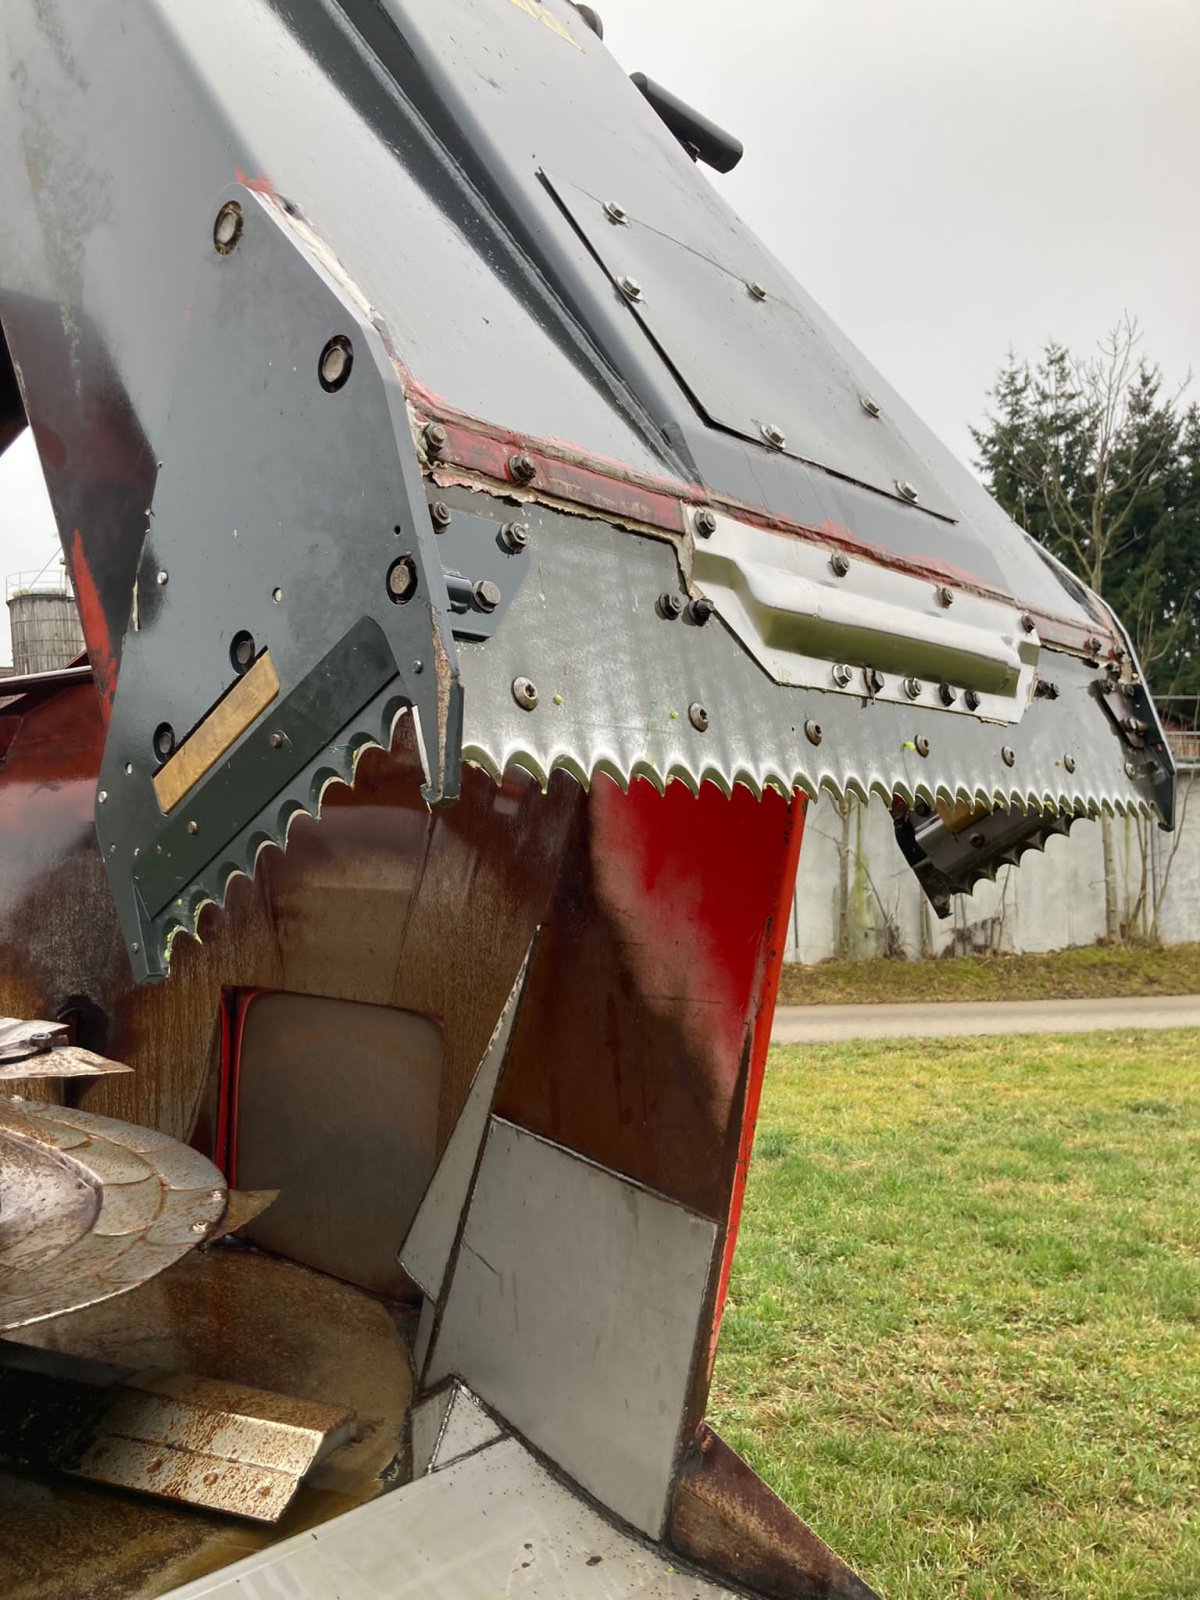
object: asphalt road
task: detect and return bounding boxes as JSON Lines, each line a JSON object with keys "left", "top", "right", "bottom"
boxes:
{"left": 771, "top": 994, "right": 1200, "bottom": 1044}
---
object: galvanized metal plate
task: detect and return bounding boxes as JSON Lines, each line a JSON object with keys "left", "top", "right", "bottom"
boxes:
{"left": 92, "top": 187, "right": 463, "bottom": 981}
{"left": 162, "top": 1432, "right": 746, "bottom": 1600}
{"left": 0, "top": 1097, "right": 228, "bottom": 1332}
{"left": 427, "top": 1117, "right": 717, "bottom": 1539}
{"left": 548, "top": 174, "right": 957, "bottom": 519}
{"left": 410, "top": 1383, "right": 502, "bottom": 1479}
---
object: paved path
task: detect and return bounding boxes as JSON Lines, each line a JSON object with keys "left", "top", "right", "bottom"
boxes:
{"left": 771, "top": 993, "right": 1200, "bottom": 1044}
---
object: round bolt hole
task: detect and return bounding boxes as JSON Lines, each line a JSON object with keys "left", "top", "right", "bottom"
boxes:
{"left": 229, "top": 631, "right": 256, "bottom": 674}
{"left": 804, "top": 719, "right": 823, "bottom": 746}
{"left": 153, "top": 723, "right": 176, "bottom": 761}
{"left": 689, "top": 702, "right": 709, "bottom": 732}
{"left": 213, "top": 201, "right": 243, "bottom": 254}
{"left": 512, "top": 676, "right": 539, "bottom": 711}
{"left": 387, "top": 556, "right": 418, "bottom": 604}
{"left": 895, "top": 479, "right": 919, "bottom": 503}
{"left": 969, "top": 831, "right": 986, "bottom": 849}
{"left": 318, "top": 335, "right": 354, "bottom": 393}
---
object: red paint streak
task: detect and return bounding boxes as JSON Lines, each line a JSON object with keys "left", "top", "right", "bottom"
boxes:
{"left": 67, "top": 528, "right": 117, "bottom": 721}
{"left": 216, "top": 987, "right": 266, "bottom": 1182}
{"left": 234, "top": 167, "right": 279, "bottom": 199}
{"left": 708, "top": 796, "right": 806, "bottom": 1370}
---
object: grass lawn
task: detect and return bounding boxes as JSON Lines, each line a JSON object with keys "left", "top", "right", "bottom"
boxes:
{"left": 777, "top": 943, "right": 1200, "bottom": 1007}
{"left": 710, "top": 1029, "right": 1200, "bottom": 1599}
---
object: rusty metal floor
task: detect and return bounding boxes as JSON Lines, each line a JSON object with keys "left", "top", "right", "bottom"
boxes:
{"left": 0, "top": 1246, "right": 414, "bottom": 1600}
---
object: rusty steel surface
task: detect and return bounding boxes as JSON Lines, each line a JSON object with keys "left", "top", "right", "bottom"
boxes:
{"left": 670, "top": 1425, "right": 881, "bottom": 1600}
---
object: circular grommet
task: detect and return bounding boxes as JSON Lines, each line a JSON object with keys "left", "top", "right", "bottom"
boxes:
{"left": 318, "top": 335, "right": 354, "bottom": 393}
{"left": 229, "top": 631, "right": 256, "bottom": 674}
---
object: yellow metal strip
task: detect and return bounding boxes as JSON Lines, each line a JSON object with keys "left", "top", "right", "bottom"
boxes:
{"left": 153, "top": 652, "right": 280, "bottom": 814}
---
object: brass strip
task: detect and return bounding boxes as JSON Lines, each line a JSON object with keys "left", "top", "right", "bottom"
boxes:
{"left": 153, "top": 652, "right": 280, "bottom": 813}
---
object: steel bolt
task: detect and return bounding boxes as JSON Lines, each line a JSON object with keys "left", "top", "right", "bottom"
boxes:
{"left": 1064, "top": 754, "right": 1076, "bottom": 773}
{"left": 1019, "top": 612, "right": 1036, "bottom": 633}
{"left": 860, "top": 395, "right": 882, "bottom": 418}
{"left": 269, "top": 731, "right": 285, "bottom": 749}
{"left": 156, "top": 569, "right": 169, "bottom": 586}
{"left": 230, "top": 631, "right": 255, "bottom": 672}
{"left": 687, "top": 597, "right": 713, "bottom": 625}
{"left": 1125, "top": 760, "right": 1138, "bottom": 779}
{"left": 430, "top": 500, "right": 452, "bottom": 530}
{"left": 422, "top": 421, "right": 448, "bottom": 459}
{"left": 689, "top": 702, "right": 709, "bottom": 732}
{"left": 386, "top": 556, "right": 418, "bottom": 603}
{"left": 865, "top": 667, "right": 885, "bottom": 694}
{"left": 804, "top": 719, "right": 823, "bottom": 746}
{"left": 914, "top": 734, "right": 930, "bottom": 757}
{"left": 760, "top": 421, "right": 786, "bottom": 450}
{"left": 1087, "top": 636, "right": 1104, "bottom": 654}
{"left": 512, "top": 676, "right": 539, "bottom": 711}
{"left": 186, "top": 819, "right": 199, "bottom": 835}
{"left": 829, "top": 552, "right": 851, "bottom": 578}
{"left": 895, "top": 479, "right": 919, "bottom": 503}
{"left": 1001, "top": 746, "right": 1016, "bottom": 767}
{"left": 618, "top": 275, "right": 643, "bottom": 301}
{"left": 746, "top": 280, "right": 767, "bottom": 301}
{"left": 903, "top": 676, "right": 922, "bottom": 699}
{"left": 938, "top": 682, "right": 957, "bottom": 706}
{"left": 693, "top": 507, "right": 718, "bottom": 538}
{"left": 937, "top": 585, "right": 954, "bottom": 607}
{"left": 213, "top": 201, "right": 243, "bottom": 254}
{"left": 604, "top": 200, "right": 630, "bottom": 225}
{"left": 318, "top": 335, "right": 354, "bottom": 392}
{"left": 964, "top": 689, "right": 981, "bottom": 711}
{"left": 474, "top": 579, "right": 502, "bottom": 612}
{"left": 659, "top": 591, "right": 685, "bottom": 619}
{"left": 508, "top": 452, "right": 537, "bottom": 485}
{"left": 500, "top": 521, "right": 529, "bottom": 553}
{"left": 832, "top": 663, "right": 853, "bottom": 688}
{"left": 153, "top": 723, "right": 175, "bottom": 761}
{"left": 1034, "top": 679, "right": 1060, "bottom": 700}
{"left": 969, "top": 831, "right": 986, "bottom": 849}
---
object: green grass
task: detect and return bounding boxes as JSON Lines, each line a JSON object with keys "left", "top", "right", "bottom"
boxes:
{"left": 710, "top": 1030, "right": 1200, "bottom": 1598}
{"left": 777, "top": 943, "right": 1200, "bottom": 1007}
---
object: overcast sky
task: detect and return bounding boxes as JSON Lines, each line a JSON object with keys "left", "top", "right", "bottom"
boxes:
{"left": 1, "top": 0, "right": 1197, "bottom": 661}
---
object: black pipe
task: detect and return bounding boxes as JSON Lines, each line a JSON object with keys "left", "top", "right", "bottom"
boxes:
{"left": 630, "top": 72, "right": 743, "bottom": 172}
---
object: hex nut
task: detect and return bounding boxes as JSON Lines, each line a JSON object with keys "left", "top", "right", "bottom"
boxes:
{"left": 964, "top": 689, "right": 981, "bottom": 711}
{"left": 746, "top": 280, "right": 767, "bottom": 300}
{"left": 938, "top": 682, "right": 957, "bottom": 706}
{"left": 760, "top": 421, "right": 786, "bottom": 449}
{"left": 618, "top": 275, "right": 643, "bottom": 301}
{"left": 903, "top": 676, "right": 922, "bottom": 699}
{"left": 659, "top": 591, "right": 685, "bottom": 619}
{"left": 422, "top": 421, "right": 448, "bottom": 458}
{"left": 474, "top": 579, "right": 502, "bottom": 612}
{"left": 1020, "top": 612, "right": 1036, "bottom": 633}
{"left": 687, "top": 597, "right": 713, "bottom": 625}
{"left": 500, "top": 521, "right": 529, "bottom": 553}
{"left": 1064, "top": 754, "right": 1077, "bottom": 773}
{"left": 512, "top": 676, "right": 539, "bottom": 711}
{"left": 604, "top": 200, "right": 629, "bottom": 225}
{"left": 832, "top": 663, "right": 853, "bottom": 688}
{"left": 508, "top": 452, "right": 537, "bottom": 485}
{"left": 829, "top": 552, "right": 851, "bottom": 578}
{"left": 693, "top": 508, "right": 718, "bottom": 538}
{"left": 429, "top": 500, "right": 453, "bottom": 530}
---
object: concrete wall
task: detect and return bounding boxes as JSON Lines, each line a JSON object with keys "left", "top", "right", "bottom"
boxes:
{"left": 786, "top": 774, "right": 1198, "bottom": 962}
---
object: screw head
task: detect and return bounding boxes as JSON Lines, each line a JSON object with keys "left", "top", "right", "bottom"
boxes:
{"left": 318, "top": 335, "right": 354, "bottom": 392}
{"left": 688, "top": 702, "right": 709, "bottom": 732}
{"left": 659, "top": 591, "right": 684, "bottom": 619}
{"left": 938, "top": 682, "right": 957, "bottom": 706}
{"left": 915, "top": 734, "right": 930, "bottom": 757}
{"left": 895, "top": 479, "right": 919, "bottom": 503}
{"left": 760, "top": 421, "right": 786, "bottom": 449}
{"left": 860, "top": 394, "right": 882, "bottom": 418}
{"left": 746, "top": 280, "right": 767, "bottom": 300}
{"left": 903, "top": 676, "right": 922, "bottom": 699}
{"left": 829, "top": 552, "right": 851, "bottom": 578}
{"left": 186, "top": 819, "right": 199, "bottom": 835}
{"left": 964, "top": 689, "right": 981, "bottom": 711}
{"left": 422, "top": 421, "right": 448, "bottom": 458}
{"left": 512, "top": 676, "right": 539, "bottom": 711}
{"left": 508, "top": 452, "right": 537, "bottom": 485}
{"left": 618, "top": 275, "right": 643, "bottom": 301}
{"left": 804, "top": 719, "right": 823, "bottom": 746}
{"left": 687, "top": 597, "right": 713, "bottom": 625}
{"left": 693, "top": 507, "right": 718, "bottom": 538}
{"left": 156, "top": 569, "right": 169, "bottom": 586}
{"left": 474, "top": 579, "right": 502, "bottom": 612}
{"left": 832, "top": 663, "right": 854, "bottom": 688}
{"left": 500, "top": 521, "right": 529, "bottom": 552}
{"left": 387, "top": 556, "right": 417, "bottom": 603}
{"left": 1019, "top": 612, "right": 1036, "bottom": 633}
{"left": 604, "top": 200, "right": 629, "bottom": 225}
{"left": 429, "top": 500, "right": 452, "bottom": 530}
{"left": 1064, "top": 754, "right": 1076, "bottom": 773}
{"left": 1001, "top": 746, "right": 1016, "bottom": 767}
{"left": 937, "top": 585, "right": 954, "bottom": 607}
{"left": 213, "top": 201, "right": 243, "bottom": 254}
{"left": 269, "top": 731, "right": 285, "bottom": 749}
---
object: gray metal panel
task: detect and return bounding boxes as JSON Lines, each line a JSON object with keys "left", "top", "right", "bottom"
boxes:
{"left": 235, "top": 994, "right": 442, "bottom": 1295}
{"left": 161, "top": 1433, "right": 742, "bottom": 1600}
{"left": 399, "top": 949, "right": 531, "bottom": 1299}
{"left": 410, "top": 1382, "right": 502, "bottom": 1478}
{"left": 426, "top": 1118, "right": 717, "bottom": 1539}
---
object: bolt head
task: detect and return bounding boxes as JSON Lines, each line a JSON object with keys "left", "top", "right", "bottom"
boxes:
{"left": 618, "top": 275, "right": 643, "bottom": 301}
{"left": 659, "top": 591, "right": 684, "bottom": 619}
{"left": 860, "top": 394, "right": 882, "bottom": 418}
{"left": 318, "top": 335, "right": 353, "bottom": 392}
{"left": 866, "top": 667, "right": 885, "bottom": 694}
{"left": 832, "top": 663, "right": 853, "bottom": 688}
{"left": 604, "top": 200, "right": 629, "bottom": 225}
{"left": 474, "top": 578, "right": 502, "bottom": 612}
{"left": 430, "top": 500, "right": 452, "bottom": 530}
{"left": 938, "top": 682, "right": 957, "bottom": 706}
{"left": 746, "top": 280, "right": 767, "bottom": 300}
{"left": 508, "top": 452, "right": 537, "bottom": 485}
{"left": 1064, "top": 754, "right": 1076, "bottom": 774}
{"left": 422, "top": 421, "right": 448, "bottom": 458}
{"left": 964, "top": 689, "right": 981, "bottom": 711}
{"left": 903, "top": 676, "right": 922, "bottom": 699}
{"left": 760, "top": 422, "right": 786, "bottom": 449}
{"left": 895, "top": 479, "right": 919, "bottom": 503}
{"left": 693, "top": 508, "right": 718, "bottom": 538}
{"left": 829, "top": 552, "right": 851, "bottom": 578}
{"left": 500, "top": 521, "right": 529, "bottom": 552}
{"left": 512, "top": 676, "right": 539, "bottom": 711}
{"left": 688, "top": 702, "right": 709, "bottom": 732}
{"left": 269, "top": 731, "right": 285, "bottom": 749}
{"left": 804, "top": 719, "right": 823, "bottom": 746}
{"left": 937, "top": 585, "right": 954, "bottom": 607}
{"left": 213, "top": 201, "right": 243, "bottom": 254}
{"left": 387, "top": 556, "right": 417, "bottom": 603}
{"left": 156, "top": 569, "right": 169, "bottom": 586}
{"left": 1125, "top": 760, "right": 1138, "bottom": 779}
{"left": 1001, "top": 746, "right": 1016, "bottom": 767}
{"left": 1020, "top": 612, "right": 1036, "bottom": 633}
{"left": 915, "top": 734, "right": 930, "bottom": 757}
{"left": 687, "top": 597, "right": 713, "bottom": 625}
{"left": 186, "top": 819, "right": 199, "bottom": 835}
